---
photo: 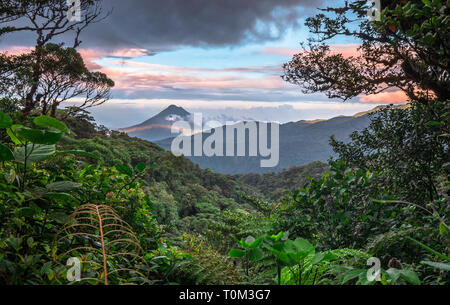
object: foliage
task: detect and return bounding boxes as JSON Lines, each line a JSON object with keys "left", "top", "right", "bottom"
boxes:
{"left": 283, "top": 0, "right": 449, "bottom": 106}
{"left": 277, "top": 159, "right": 402, "bottom": 250}
{"left": 331, "top": 104, "right": 449, "bottom": 203}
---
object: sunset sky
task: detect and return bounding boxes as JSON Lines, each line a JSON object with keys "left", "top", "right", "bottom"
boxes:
{"left": 0, "top": 0, "right": 407, "bottom": 128}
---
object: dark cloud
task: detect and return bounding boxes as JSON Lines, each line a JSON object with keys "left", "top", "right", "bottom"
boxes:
{"left": 79, "top": 0, "right": 324, "bottom": 50}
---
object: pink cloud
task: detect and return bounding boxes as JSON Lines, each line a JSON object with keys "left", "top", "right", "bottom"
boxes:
{"left": 0, "top": 46, "right": 34, "bottom": 56}
{"left": 98, "top": 64, "right": 286, "bottom": 92}
{"left": 1, "top": 45, "right": 148, "bottom": 71}
{"left": 360, "top": 90, "right": 408, "bottom": 104}
{"left": 262, "top": 44, "right": 361, "bottom": 58}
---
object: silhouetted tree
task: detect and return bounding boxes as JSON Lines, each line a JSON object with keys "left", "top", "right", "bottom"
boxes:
{"left": 283, "top": 1, "right": 449, "bottom": 114}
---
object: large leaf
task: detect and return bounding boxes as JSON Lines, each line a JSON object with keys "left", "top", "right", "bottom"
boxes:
{"left": 341, "top": 268, "right": 366, "bottom": 284}
{"left": 228, "top": 248, "right": 245, "bottom": 258}
{"left": 399, "top": 270, "right": 420, "bottom": 285}
{"left": 293, "top": 238, "right": 315, "bottom": 253}
{"left": 7, "top": 125, "right": 24, "bottom": 144}
{"left": 44, "top": 192, "right": 77, "bottom": 202}
{"left": 248, "top": 248, "right": 264, "bottom": 262}
{"left": 14, "top": 144, "right": 56, "bottom": 166}
{"left": 0, "top": 111, "right": 12, "bottom": 128}
{"left": 17, "top": 207, "right": 38, "bottom": 217}
{"left": 0, "top": 143, "right": 14, "bottom": 161}
{"left": 34, "top": 115, "right": 69, "bottom": 133}
{"left": 46, "top": 181, "right": 82, "bottom": 192}
{"left": 16, "top": 127, "right": 62, "bottom": 145}
{"left": 422, "top": 261, "right": 450, "bottom": 271}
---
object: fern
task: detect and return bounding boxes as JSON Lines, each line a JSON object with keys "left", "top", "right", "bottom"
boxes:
{"left": 53, "top": 204, "right": 150, "bottom": 285}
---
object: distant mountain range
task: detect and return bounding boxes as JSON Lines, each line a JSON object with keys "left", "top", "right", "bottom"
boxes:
{"left": 121, "top": 105, "right": 384, "bottom": 174}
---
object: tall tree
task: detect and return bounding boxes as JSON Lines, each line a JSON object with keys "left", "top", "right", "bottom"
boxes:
{"left": 1, "top": 43, "right": 113, "bottom": 116}
{"left": 283, "top": 0, "right": 449, "bottom": 117}
{"left": 0, "top": 0, "right": 111, "bottom": 116}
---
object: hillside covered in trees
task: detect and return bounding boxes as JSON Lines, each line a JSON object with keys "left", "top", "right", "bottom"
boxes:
{"left": 0, "top": 0, "right": 448, "bottom": 287}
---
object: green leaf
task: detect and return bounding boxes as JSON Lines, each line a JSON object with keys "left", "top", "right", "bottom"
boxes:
{"left": 14, "top": 144, "right": 56, "bottom": 166}
{"left": 422, "top": 261, "right": 450, "bottom": 271}
{"left": 116, "top": 164, "right": 133, "bottom": 176}
{"left": 439, "top": 222, "right": 449, "bottom": 236}
{"left": 0, "top": 143, "right": 14, "bottom": 161}
{"left": 16, "top": 127, "right": 62, "bottom": 145}
{"left": 311, "top": 252, "right": 326, "bottom": 265}
{"left": 248, "top": 237, "right": 263, "bottom": 249}
{"left": 34, "top": 115, "right": 69, "bottom": 133}
{"left": 425, "top": 120, "right": 444, "bottom": 126}
{"left": 18, "top": 207, "right": 37, "bottom": 217}
{"left": 342, "top": 269, "right": 366, "bottom": 284}
{"left": 400, "top": 270, "right": 420, "bottom": 285}
{"left": 228, "top": 248, "right": 245, "bottom": 258}
{"left": 0, "top": 111, "right": 12, "bottom": 128}
{"left": 408, "top": 237, "right": 450, "bottom": 262}
{"left": 386, "top": 268, "right": 401, "bottom": 283}
{"left": 293, "top": 238, "right": 314, "bottom": 252}
{"left": 44, "top": 192, "right": 76, "bottom": 202}
{"left": 248, "top": 248, "right": 264, "bottom": 262}
{"left": 7, "top": 125, "right": 24, "bottom": 144}
{"left": 46, "top": 181, "right": 82, "bottom": 192}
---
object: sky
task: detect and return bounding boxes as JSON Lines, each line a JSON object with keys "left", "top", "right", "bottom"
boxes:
{"left": 0, "top": 0, "right": 408, "bottom": 129}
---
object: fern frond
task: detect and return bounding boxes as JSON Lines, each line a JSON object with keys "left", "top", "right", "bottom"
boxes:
{"left": 54, "top": 204, "right": 149, "bottom": 285}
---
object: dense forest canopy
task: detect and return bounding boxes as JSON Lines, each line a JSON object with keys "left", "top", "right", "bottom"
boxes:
{"left": 0, "top": 0, "right": 448, "bottom": 287}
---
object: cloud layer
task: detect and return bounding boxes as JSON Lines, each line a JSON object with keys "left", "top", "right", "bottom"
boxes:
{"left": 79, "top": 0, "right": 324, "bottom": 50}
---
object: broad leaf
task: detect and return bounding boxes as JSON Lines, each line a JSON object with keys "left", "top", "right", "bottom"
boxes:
{"left": 0, "top": 111, "right": 12, "bottom": 128}
{"left": 17, "top": 207, "right": 38, "bottom": 217}
{"left": 228, "top": 249, "right": 245, "bottom": 258}
{"left": 44, "top": 192, "right": 76, "bottom": 202}
{"left": 16, "top": 127, "right": 62, "bottom": 145}
{"left": 34, "top": 115, "right": 69, "bottom": 133}
{"left": 248, "top": 248, "right": 264, "bottom": 262}
{"left": 422, "top": 261, "right": 450, "bottom": 271}
{"left": 14, "top": 144, "right": 56, "bottom": 166}
{"left": 399, "top": 270, "right": 420, "bottom": 285}
{"left": 293, "top": 238, "right": 315, "bottom": 253}
{"left": 7, "top": 125, "right": 24, "bottom": 144}
{"left": 0, "top": 143, "right": 14, "bottom": 161}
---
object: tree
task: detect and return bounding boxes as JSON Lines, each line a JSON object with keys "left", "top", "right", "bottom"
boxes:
{"left": 1, "top": 43, "right": 113, "bottom": 117}
{"left": 0, "top": 0, "right": 110, "bottom": 116}
{"left": 283, "top": 1, "right": 449, "bottom": 114}
{"left": 330, "top": 104, "right": 449, "bottom": 203}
